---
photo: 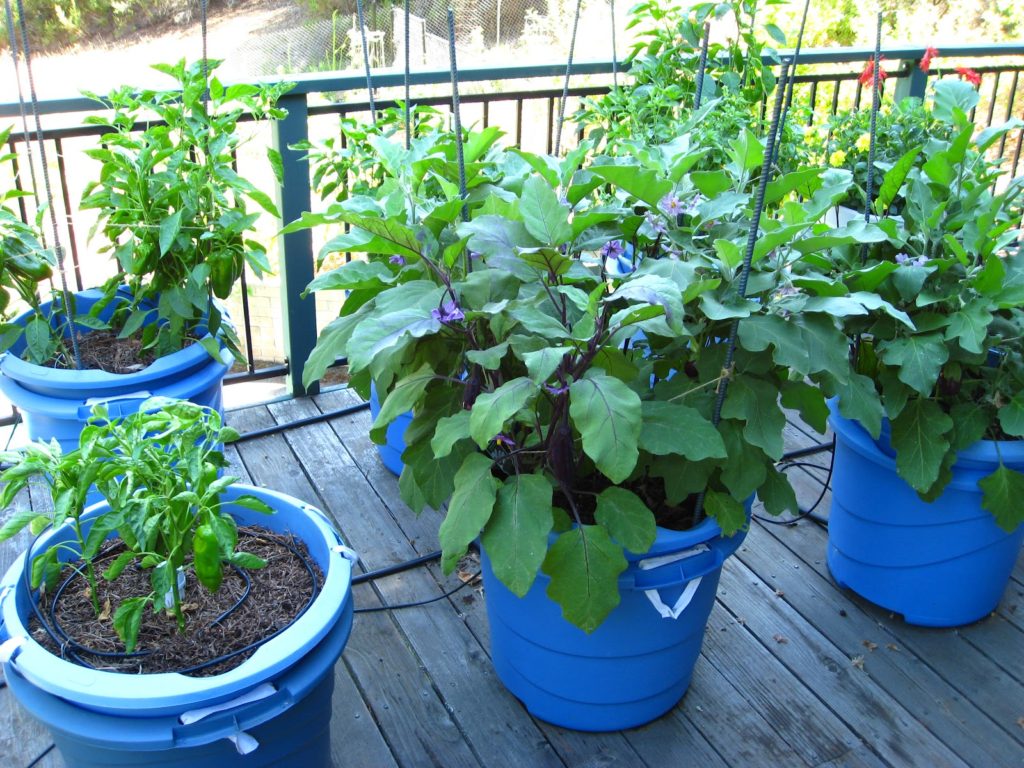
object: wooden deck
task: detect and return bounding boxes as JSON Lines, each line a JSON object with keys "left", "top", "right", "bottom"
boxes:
{"left": 2, "top": 388, "right": 1023, "bottom": 768}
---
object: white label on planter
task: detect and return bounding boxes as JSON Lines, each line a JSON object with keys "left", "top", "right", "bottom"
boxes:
{"left": 0, "top": 636, "right": 25, "bottom": 664}
{"left": 179, "top": 682, "right": 276, "bottom": 754}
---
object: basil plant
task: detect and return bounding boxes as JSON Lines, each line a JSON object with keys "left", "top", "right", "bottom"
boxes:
{"left": 298, "top": 122, "right": 865, "bottom": 632}
{"left": 793, "top": 78, "right": 1024, "bottom": 531}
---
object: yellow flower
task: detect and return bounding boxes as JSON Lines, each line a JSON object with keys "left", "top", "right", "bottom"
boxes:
{"left": 855, "top": 133, "right": 871, "bottom": 152}
{"left": 829, "top": 149, "right": 848, "bottom": 167}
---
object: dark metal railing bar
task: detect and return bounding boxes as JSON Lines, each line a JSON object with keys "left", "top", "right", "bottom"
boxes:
{"left": 997, "top": 71, "right": 1020, "bottom": 160}
{"left": 808, "top": 80, "right": 818, "bottom": 118}
{"left": 546, "top": 97, "right": 554, "bottom": 154}
{"left": 854, "top": 81, "right": 863, "bottom": 109}
{"left": 986, "top": 71, "right": 1001, "bottom": 127}
{"left": 238, "top": 266, "right": 256, "bottom": 374}
{"left": 224, "top": 363, "right": 289, "bottom": 384}
{"left": 53, "top": 136, "right": 83, "bottom": 292}
{"left": 515, "top": 99, "right": 523, "bottom": 146}
{"left": 830, "top": 80, "right": 842, "bottom": 116}
{"left": 483, "top": 100, "right": 490, "bottom": 129}
{"left": 7, "top": 136, "right": 28, "bottom": 222}
{"left": 1011, "top": 127, "right": 1023, "bottom": 178}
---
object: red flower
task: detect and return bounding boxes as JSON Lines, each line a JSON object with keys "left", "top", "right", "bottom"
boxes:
{"left": 920, "top": 47, "right": 939, "bottom": 71}
{"left": 957, "top": 66, "right": 982, "bottom": 87}
{"left": 858, "top": 57, "right": 888, "bottom": 87}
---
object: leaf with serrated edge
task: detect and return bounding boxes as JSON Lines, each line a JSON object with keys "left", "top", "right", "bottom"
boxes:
{"left": 998, "top": 394, "right": 1024, "bottom": 438}
{"left": 703, "top": 491, "right": 748, "bottom": 536}
{"left": 639, "top": 401, "right": 726, "bottom": 460}
{"left": 438, "top": 453, "right": 499, "bottom": 572}
{"left": 890, "top": 399, "right": 952, "bottom": 493}
{"left": 481, "top": 473, "right": 553, "bottom": 596}
{"left": 594, "top": 487, "right": 656, "bottom": 554}
{"left": 721, "top": 377, "right": 786, "bottom": 460}
{"left": 569, "top": 372, "right": 641, "bottom": 483}
{"left": 877, "top": 334, "right": 949, "bottom": 396}
{"left": 757, "top": 467, "right": 799, "bottom": 517}
{"left": 979, "top": 464, "right": 1024, "bottom": 532}
{"left": 542, "top": 526, "right": 627, "bottom": 633}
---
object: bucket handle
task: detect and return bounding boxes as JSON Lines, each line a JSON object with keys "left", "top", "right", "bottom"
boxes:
{"left": 644, "top": 576, "right": 703, "bottom": 620}
{"left": 174, "top": 682, "right": 282, "bottom": 753}
{"left": 625, "top": 543, "right": 724, "bottom": 591}
{"left": 77, "top": 391, "right": 152, "bottom": 421}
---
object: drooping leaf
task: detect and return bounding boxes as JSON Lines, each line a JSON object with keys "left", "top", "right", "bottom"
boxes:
{"left": 112, "top": 596, "right": 149, "bottom": 653}
{"left": 519, "top": 175, "right": 574, "bottom": 245}
{"left": 438, "top": 453, "right": 500, "bottom": 572}
{"left": 569, "top": 372, "right": 642, "bottom": 483}
{"left": 703, "top": 491, "right": 748, "bottom": 536}
{"left": 874, "top": 145, "right": 922, "bottom": 215}
{"left": 998, "top": 394, "right": 1024, "bottom": 439}
{"left": 890, "top": 398, "right": 953, "bottom": 493}
{"left": 944, "top": 300, "right": 992, "bottom": 355}
{"left": 594, "top": 487, "right": 656, "bottom": 554}
{"left": 480, "top": 473, "right": 553, "bottom": 596}
{"left": 369, "top": 363, "right": 434, "bottom": 443}
{"left": 721, "top": 377, "right": 787, "bottom": 460}
{"left": 590, "top": 163, "right": 673, "bottom": 210}
{"left": 431, "top": 410, "right": 472, "bottom": 458}
{"left": 469, "top": 378, "right": 537, "bottom": 448}
{"left": 757, "top": 466, "right": 800, "bottom": 518}
{"left": 638, "top": 401, "right": 726, "bottom": 460}
{"left": 542, "top": 525, "right": 628, "bottom": 633}
{"left": 979, "top": 464, "right": 1024, "bottom": 532}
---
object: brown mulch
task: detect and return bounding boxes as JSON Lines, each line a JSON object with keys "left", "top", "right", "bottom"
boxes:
{"left": 30, "top": 527, "right": 322, "bottom": 677}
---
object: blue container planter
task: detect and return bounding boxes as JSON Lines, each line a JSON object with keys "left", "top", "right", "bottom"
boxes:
{"left": 482, "top": 514, "right": 748, "bottom": 731}
{"left": 368, "top": 381, "right": 412, "bottom": 477}
{"left": 828, "top": 406, "right": 1024, "bottom": 626}
{"left": 0, "top": 484, "right": 355, "bottom": 766}
{"left": 0, "top": 288, "right": 231, "bottom": 453}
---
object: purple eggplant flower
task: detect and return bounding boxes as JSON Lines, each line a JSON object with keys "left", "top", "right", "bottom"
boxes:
{"left": 600, "top": 240, "right": 625, "bottom": 259}
{"left": 494, "top": 433, "right": 517, "bottom": 449}
{"left": 431, "top": 300, "right": 465, "bottom": 324}
{"left": 468, "top": 250, "right": 482, "bottom": 261}
{"left": 645, "top": 211, "right": 668, "bottom": 235}
{"left": 895, "top": 252, "right": 910, "bottom": 265}
{"left": 659, "top": 194, "right": 684, "bottom": 217}
{"left": 681, "top": 193, "right": 707, "bottom": 217}
{"left": 774, "top": 284, "right": 801, "bottom": 300}
{"left": 544, "top": 382, "right": 569, "bottom": 396}
{"left": 389, "top": 255, "right": 406, "bottom": 266}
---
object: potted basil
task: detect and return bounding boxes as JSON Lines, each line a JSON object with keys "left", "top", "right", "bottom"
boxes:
{"left": 298, "top": 122, "right": 862, "bottom": 729}
{"left": 800, "top": 79, "right": 1024, "bottom": 626}
{"left": 0, "top": 398, "right": 355, "bottom": 766}
{"left": 0, "top": 60, "right": 289, "bottom": 452}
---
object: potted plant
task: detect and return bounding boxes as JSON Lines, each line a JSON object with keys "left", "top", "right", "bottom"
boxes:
{"left": 290, "top": 115, "right": 506, "bottom": 474}
{"left": 0, "top": 397, "right": 355, "bottom": 766}
{"left": 798, "top": 78, "right": 1024, "bottom": 626}
{"left": 297, "top": 120, "right": 861, "bottom": 729}
{"left": 0, "top": 60, "right": 289, "bottom": 452}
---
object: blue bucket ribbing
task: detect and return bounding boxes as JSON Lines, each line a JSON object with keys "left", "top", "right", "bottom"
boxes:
{"left": 0, "top": 288, "right": 230, "bottom": 453}
{"left": 368, "top": 381, "right": 412, "bottom": 476}
{"left": 482, "top": 515, "right": 747, "bottom": 731}
{"left": 828, "top": 405, "right": 1024, "bottom": 626}
{"left": 0, "top": 485, "right": 354, "bottom": 767}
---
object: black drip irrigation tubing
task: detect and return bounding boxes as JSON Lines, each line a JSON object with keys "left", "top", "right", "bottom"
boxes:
{"left": 228, "top": 400, "right": 370, "bottom": 443}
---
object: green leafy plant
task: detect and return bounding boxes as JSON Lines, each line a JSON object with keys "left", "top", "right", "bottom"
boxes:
{"left": 0, "top": 398, "right": 273, "bottom": 652}
{"left": 0, "top": 126, "right": 57, "bottom": 359}
{"left": 293, "top": 117, "right": 867, "bottom": 632}
{"left": 78, "top": 59, "right": 291, "bottom": 362}
{"left": 796, "top": 78, "right": 1024, "bottom": 530}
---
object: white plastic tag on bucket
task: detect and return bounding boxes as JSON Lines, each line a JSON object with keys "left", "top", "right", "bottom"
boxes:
{"left": 179, "top": 681, "right": 276, "bottom": 755}
{"left": 0, "top": 636, "right": 26, "bottom": 664}
{"left": 644, "top": 577, "right": 703, "bottom": 620}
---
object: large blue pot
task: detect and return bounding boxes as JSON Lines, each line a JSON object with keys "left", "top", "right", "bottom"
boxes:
{"left": 828, "top": 405, "right": 1024, "bottom": 626}
{"left": 482, "top": 513, "right": 748, "bottom": 731}
{"left": 0, "top": 288, "right": 231, "bottom": 453}
{"left": 0, "top": 484, "right": 355, "bottom": 766}
{"left": 368, "top": 381, "right": 412, "bottom": 477}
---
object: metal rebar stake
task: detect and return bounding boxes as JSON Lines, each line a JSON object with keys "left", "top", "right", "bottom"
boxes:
{"left": 694, "top": 22, "right": 711, "bottom": 109}
{"left": 404, "top": 0, "right": 411, "bottom": 148}
{"left": 693, "top": 58, "right": 792, "bottom": 525}
{"left": 554, "top": 0, "right": 583, "bottom": 156}
{"left": 447, "top": 9, "right": 469, "bottom": 230}
{"left": 356, "top": 0, "right": 376, "bottom": 125}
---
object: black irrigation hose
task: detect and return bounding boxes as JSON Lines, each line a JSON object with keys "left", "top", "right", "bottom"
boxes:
{"left": 354, "top": 572, "right": 478, "bottom": 614}
{"left": 228, "top": 401, "right": 370, "bottom": 443}
{"left": 351, "top": 549, "right": 442, "bottom": 585}
{"left": 753, "top": 436, "right": 836, "bottom": 526}
{"left": 25, "top": 744, "right": 54, "bottom": 768}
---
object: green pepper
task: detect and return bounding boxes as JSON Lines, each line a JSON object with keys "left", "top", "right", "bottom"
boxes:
{"left": 209, "top": 256, "right": 239, "bottom": 300}
{"left": 7, "top": 252, "right": 52, "bottom": 281}
{"left": 193, "top": 524, "right": 223, "bottom": 592}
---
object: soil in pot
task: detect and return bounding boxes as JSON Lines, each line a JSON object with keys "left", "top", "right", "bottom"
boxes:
{"left": 48, "top": 330, "right": 201, "bottom": 374}
{"left": 28, "top": 527, "right": 322, "bottom": 676}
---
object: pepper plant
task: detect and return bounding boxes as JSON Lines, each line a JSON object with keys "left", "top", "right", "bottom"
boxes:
{"left": 0, "top": 126, "right": 58, "bottom": 363}
{"left": 0, "top": 398, "right": 272, "bottom": 652}
{"left": 79, "top": 60, "right": 291, "bottom": 361}
{"left": 793, "top": 78, "right": 1024, "bottom": 530}
{"left": 296, "top": 122, "right": 870, "bottom": 631}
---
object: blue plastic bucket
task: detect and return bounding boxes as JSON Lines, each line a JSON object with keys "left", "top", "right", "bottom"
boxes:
{"left": 368, "top": 381, "right": 412, "bottom": 476}
{"left": 0, "top": 288, "right": 230, "bottom": 453}
{"left": 828, "top": 405, "right": 1024, "bottom": 626}
{"left": 0, "top": 484, "right": 355, "bottom": 766}
{"left": 482, "top": 516, "right": 747, "bottom": 731}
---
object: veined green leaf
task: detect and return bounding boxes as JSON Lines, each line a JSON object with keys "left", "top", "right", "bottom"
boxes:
{"left": 481, "top": 473, "right": 553, "bottom": 596}
{"left": 542, "top": 525, "right": 627, "bottom": 633}
{"left": 594, "top": 487, "right": 656, "bottom": 554}
{"left": 569, "top": 372, "right": 642, "bottom": 484}
{"left": 721, "top": 376, "right": 786, "bottom": 460}
{"left": 520, "top": 175, "right": 573, "bottom": 245}
{"left": 369, "top": 364, "right": 434, "bottom": 443}
{"left": 469, "top": 378, "right": 537, "bottom": 448}
{"left": 890, "top": 398, "right": 952, "bottom": 493}
{"left": 639, "top": 401, "right": 726, "bottom": 460}
{"left": 438, "top": 453, "right": 500, "bottom": 572}
{"left": 877, "top": 334, "right": 949, "bottom": 396}
{"left": 979, "top": 464, "right": 1024, "bottom": 532}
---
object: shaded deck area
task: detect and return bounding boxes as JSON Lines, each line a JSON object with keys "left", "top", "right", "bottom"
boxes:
{"left": 2, "top": 389, "right": 1023, "bottom": 768}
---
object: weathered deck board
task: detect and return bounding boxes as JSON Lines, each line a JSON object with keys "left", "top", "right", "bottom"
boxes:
{"left": 1, "top": 390, "right": 1023, "bottom": 768}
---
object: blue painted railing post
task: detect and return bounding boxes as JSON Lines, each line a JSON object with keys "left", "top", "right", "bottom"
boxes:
{"left": 274, "top": 92, "right": 318, "bottom": 397}
{"left": 895, "top": 57, "right": 929, "bottom": 101}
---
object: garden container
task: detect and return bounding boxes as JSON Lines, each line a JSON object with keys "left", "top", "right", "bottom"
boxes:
{"left": 481, "top": 514, "right": 747, "bottom": 731}
{"left": 0, "top": 288, "right": 231, "bottom": 453}
{"left": 828, "top": 406, "right": 1024, "bottom": 626}
{"left": 0, "top": 484, "right": 355, "bottom": 766}
{"left": 369, "top": 380, "right": 412, "bottom": 476}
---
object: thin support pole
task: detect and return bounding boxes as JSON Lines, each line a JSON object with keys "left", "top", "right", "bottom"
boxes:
{"left": 773, "top": 0, "right": 811, "bottom": 166}
{"left": 554, "top": 0, "right": 583, "bottom": 156}
{"left": 693, "top": 58, "right": 791, "bottom": 525}
{"left": 13, "top": 0, "right": 82, "bottom": 370}
{"left": 404, "top": 0, "right": 411, "bottom": 148}
{"left": 2, "top": 0, "right": 39, "bottom": 210}
{"left": 200, "top": 0, "right": 209, "bottom": 88}
{"left": 610, "top": 0, "right": 618, "bottom": 89}
{"left": 447, "top": 9, "right": 468, "bottom": 228}
{"left": 356, "top": 0, "right": 377, "bottom": 124}
{"left": 860, "top": 11, "right": 883, "bottom": 260}
{"left": 694, "top": 22, "right": 711, "bottom": 109}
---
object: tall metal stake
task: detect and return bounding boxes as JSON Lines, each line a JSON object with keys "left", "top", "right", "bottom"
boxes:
{"left": 860, "top": 12, "right": 884, "bottom": 261}
{"left": 355, "top": 0, "right": 377, "bottom": 124}
{"left": 554, "top": 0, "right": 583, "bottom": 156}
{"left": 3, "top": 0, "right": 40, "bottom": 213}
{"left": 772, "top": 0, "right": 811, "bottom": 166}
{"left": 610, "top": 0, "right": 618, "bottom": 89}
{"left": 447, "top": 10, "right": 469, "bottom": 233}
{"left": 693, "top": 22, "right": 712, "bottom": 109}
{"left": 13, "top": 0, "right": 82, "bottom": 369}
{"left": 693, "top": 58, "right": 791, "bottom": 525}
{"left": 404, "top": 0, "right": 411, "bottom": 148}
